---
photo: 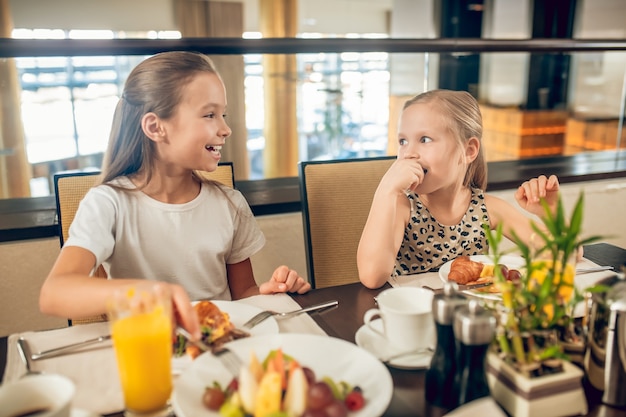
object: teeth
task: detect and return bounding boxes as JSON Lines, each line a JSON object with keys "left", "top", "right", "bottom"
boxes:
{"left": 206, "top": 145, "right": 222, "bottom": 151}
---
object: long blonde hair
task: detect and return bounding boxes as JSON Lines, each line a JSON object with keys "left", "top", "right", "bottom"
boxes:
{"left": 403, "top": 89, "right": 487, "bottom": 190}
{"left": 100, "top": 51, "right": 220, "bottom": 185}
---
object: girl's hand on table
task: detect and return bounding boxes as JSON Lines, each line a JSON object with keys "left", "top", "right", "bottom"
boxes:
{"left": 259, "top": 265, "right": 312, "bottom": 295}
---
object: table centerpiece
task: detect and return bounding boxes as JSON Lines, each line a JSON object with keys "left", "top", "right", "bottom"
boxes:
{"left": 483, "top": 193, "right": 603, "bottom": 417}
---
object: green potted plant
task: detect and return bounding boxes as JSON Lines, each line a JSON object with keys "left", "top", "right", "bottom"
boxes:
{"left": 484, "top": 193, "right": 603, "bottom": 417}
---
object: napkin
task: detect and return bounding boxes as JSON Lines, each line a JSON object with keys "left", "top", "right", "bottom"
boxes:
{"left": 2, "top": 294, "right": 328, "bottom": 415}
{"left": 444, "top": 397, "right": 507, "bottom": 416}
{"left": 237, "top": 293, "right": 328, "bottom": 336}
{"left": 389, "top": 270, "right": 442, "bottom": 289}
{"left": 3, "top": 322, "right": 122, "bottom": 415}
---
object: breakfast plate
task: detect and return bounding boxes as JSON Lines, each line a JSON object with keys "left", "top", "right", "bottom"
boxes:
{"left": 355, "top": 318, "right": 434, "bottom": 370}
{"left": 438, "top": 255, "right": 525, "bottom": 301}
{"left": 172, "top": 300, "right": 279, "bottom": 374}
{"left": 172, "top": 333, "right": 393, "bottom": 417}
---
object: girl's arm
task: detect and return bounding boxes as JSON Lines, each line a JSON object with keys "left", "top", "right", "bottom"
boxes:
{"left": 40, "top": 246, "right": 200, "bottom": 339}
{"left": 357, "top": 160, "right": 423, "bottom": 289}
{"left": 514, "top": 175, "right": 560, "bottom": 217}
{"left": 227, "top": 259, "right": 311, "bottom": 299}
{"left": 486, "top": 175, "right": 561, "bottom": 248}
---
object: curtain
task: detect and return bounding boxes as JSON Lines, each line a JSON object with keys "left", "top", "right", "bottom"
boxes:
{"left": 0, "top": 0, "right": 31, "bottom": 198}
{"left": 174, "top": 0, "right": 250, "bottom": 180}
{"left": 259, "top": 0, "right": 299, "bottom": 178}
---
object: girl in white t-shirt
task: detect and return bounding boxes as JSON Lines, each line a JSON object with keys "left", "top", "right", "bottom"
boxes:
{"left": 40, "top": 52, "right": 311, "bottom": 337}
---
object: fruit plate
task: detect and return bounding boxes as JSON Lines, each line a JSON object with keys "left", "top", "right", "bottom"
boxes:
{"left": 171, "top": 333, "right": 393, "bottom": 417}
{"left": 438, "top": 255, "right": 525, "bottom": 301}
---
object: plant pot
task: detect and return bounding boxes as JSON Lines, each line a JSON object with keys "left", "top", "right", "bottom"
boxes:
{"left": 486, "top": 352, "right": 588, "bottom": 417}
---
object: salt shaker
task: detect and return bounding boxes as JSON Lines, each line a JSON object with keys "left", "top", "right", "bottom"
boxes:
{"left": 452, "top": 299, "right": 496, "bottom": 406}
{"left": 425, "top": 283, "right": 468, "bottom": 410}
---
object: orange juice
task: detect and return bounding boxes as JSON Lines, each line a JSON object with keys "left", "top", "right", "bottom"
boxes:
{"left": 111, "top": 303, "right": 172, "bottom": 413}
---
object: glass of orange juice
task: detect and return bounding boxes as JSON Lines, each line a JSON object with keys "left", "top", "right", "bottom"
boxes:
{"left": 107, "top": 284, "right": 173, "bottom": 417}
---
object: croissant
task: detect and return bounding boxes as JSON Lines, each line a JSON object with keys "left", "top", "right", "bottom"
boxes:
{"left": 448, "top": 255, "right": 485, "bottom": 285}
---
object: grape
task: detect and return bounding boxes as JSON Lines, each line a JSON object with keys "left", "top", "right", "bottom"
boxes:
{"left": 202, "top": 386, "right": 225, "bottom": 410}
{"left": 507, "top": 269, "right": 522, "bottom": 282}
{"left": 307, "top": 381, "right": 335, "bottom": 410}
{"left": 325, "top": 399, "right": 349, "bottom": 417}
{"left": 302, "top": 410, "right": 327, "bottom": 417}
{"left": 497, "top": 264, "right": 509, "bottom": 279}
{"left": 302, "top": 367, "right": 317, "bottom": 385}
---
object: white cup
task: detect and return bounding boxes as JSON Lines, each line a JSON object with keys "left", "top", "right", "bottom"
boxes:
{"left": 0, "top": 374, "right": 75, "bottom": 417}
{"left": 363, "top": 286, "right": 435, "bottom": 351}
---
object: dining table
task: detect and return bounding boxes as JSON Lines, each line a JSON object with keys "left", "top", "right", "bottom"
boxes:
{"left": 1, "top": 242, "right": 625, "bottom": 417}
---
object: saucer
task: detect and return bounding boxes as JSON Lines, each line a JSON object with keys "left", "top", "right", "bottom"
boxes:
{"left": 355, "top": 318, "right": 434, "bottom": 370}
{"left": 72, "top": 408, "right": 101, "bottom": 417}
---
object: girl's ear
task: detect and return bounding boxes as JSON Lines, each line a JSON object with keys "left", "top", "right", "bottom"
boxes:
{"left": 141, "top": 112, "right": 165, "bottom": 142}
{"left": 465, "top": 137, "right": 480, "bottom": 163}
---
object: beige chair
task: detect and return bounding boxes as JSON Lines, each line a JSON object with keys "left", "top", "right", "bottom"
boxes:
{"left": 195, "top": 162, "right": 235, "bottom": 188}
{"left": 54, "top": 171, "right": 107, "bottom": 325}
{"left": 53, "top": 163, "right": 235, "bottom": 324}
{"left": 298, "top": 156, "right": 396, "bottom": 288}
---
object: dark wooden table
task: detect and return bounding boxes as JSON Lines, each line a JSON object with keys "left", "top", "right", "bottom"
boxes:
{"left": 2, "top": 243, "right": 625, "bottom": 416}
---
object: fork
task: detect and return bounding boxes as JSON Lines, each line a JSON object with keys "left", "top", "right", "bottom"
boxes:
{"left": 175, "top": 327, "right": 242, "bottom": 376}
{"left": 242, "top": 300, "right": 339, "bottom": 330}
{"left": 16, "top": 338, "right": 41, "bottom": 377}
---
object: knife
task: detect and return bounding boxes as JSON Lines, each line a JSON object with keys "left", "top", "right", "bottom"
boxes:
{"left": 422, "top": 282, "right": 493, "bottom": 293}
{"left": 31, "top": 335, "right": 112, "bottom": 361}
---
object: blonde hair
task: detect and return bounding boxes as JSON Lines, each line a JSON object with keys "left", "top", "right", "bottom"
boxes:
{"left": 101, "top": 51, "right": 220, "bottom": 185}
{"left": 403, "top": 89, "right": 487, "bottom": 190}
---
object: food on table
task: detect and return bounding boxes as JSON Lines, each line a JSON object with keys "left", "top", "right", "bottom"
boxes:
{"left": 448, "top": 256, "right": 485, "bottom": 284}
{"left": 448, "top": 255, "right": 522, "bottom": 293}
{"left": 174, "top": 301, "right": 249, "bottom": 358}
{"left": 202, "top": 348, "right": 366, "bottom": 417}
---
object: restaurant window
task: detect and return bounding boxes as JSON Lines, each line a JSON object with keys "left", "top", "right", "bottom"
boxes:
{"left": 12, "top": 29, "right": 175, "bottom": 196}
{"left": 14, "top": 30, "right": 392, "bottom": 190}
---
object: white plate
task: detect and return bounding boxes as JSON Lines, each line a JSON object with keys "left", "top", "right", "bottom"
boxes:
{"left": 438, "top": 255, "right": 525, "bottom": 300}
{"left": 172, "top": 333, "right": 393, "bottom": 417}
{"left": 71, "top": 409, "right": 101, "bottom": 417}
{"left": 355, "top": 319, "right": 434, "bottom": 370}
{"left": 172, "top": 300, "right": 280, "bottom": 373}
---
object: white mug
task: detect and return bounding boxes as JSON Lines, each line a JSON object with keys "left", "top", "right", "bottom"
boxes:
{"left": 0, "top": 373, "right": 75, "bottom": 417}
{"left": 363, "top": 286, "right": 435, "bottom": 351}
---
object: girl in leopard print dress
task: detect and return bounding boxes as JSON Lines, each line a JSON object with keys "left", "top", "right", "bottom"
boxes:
{"left": 357, "top": 89, "right": 561, "bottom": 289}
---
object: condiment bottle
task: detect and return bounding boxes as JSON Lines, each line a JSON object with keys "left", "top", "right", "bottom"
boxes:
{"left": 425, "top": 283, "right": 468, "bottom": 410}
{"left": 452, "top": 299, "right": 496, "bottom": 406}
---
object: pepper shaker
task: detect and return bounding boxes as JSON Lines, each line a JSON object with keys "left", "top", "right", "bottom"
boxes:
{"left": 425, "top": 283, "right": 468, "bottom": 410}
{"left": 452, "top": 299, "right": 496, "bottom": 407}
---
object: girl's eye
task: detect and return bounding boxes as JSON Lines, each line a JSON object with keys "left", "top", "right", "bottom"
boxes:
{"left": 399, "top": 138, "right": 408, "bottom": 146}
{"left": 205, "top": 113, "right": 215, "bottom": 119}
{"left": 420, "top": 136, "right": 433, "bottom": 143}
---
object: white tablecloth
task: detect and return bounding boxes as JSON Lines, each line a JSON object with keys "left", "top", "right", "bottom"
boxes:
{"left": 2, "top": 294, "right": 327, "bottom": 415}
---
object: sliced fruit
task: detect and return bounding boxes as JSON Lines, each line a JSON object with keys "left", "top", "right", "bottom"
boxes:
{"left": 284, "top": 367, "right": 309, "bottom": 417}
{"left": 254, "top": 371, "right": 282, "bottom": 417}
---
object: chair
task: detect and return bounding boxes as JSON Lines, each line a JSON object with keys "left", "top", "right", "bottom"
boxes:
{"left": 54, "top": 171, "right": 107, "bottom": 325}
{"left": 53, "top": 163, "right": 235, "bottom": 324}
{"left": 195, "top": 162, "right": 235, "bottom": 188}
{"left": 299, "top": 156, "right": 396, "bottom": 288}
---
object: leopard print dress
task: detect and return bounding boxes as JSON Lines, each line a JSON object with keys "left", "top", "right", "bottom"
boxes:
{"left": 393, "top": 188, "right": 490, "bottom": 276}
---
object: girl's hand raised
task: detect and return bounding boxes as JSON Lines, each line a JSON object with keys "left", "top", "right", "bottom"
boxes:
{"left": 259, "top": 265, "right": 311, "bottom": 295}
{"left": 380, "top": 158, "right": 426, "bottom": 194}
{"left": 514, "top": 174, "right": 560, "bottom": 218}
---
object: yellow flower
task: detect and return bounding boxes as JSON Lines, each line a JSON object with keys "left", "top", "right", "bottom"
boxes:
{"left": 528, "top": 260, "right": 575, "bottom": 320}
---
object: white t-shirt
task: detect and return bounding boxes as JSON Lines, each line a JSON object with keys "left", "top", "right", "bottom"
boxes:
{"left": 65, "top": 177, "right": 266, "bottom": 301}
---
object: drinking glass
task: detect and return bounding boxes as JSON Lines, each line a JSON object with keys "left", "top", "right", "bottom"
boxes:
{"left": 107, "top": 284, "right": 173, "bottom": 417}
